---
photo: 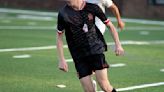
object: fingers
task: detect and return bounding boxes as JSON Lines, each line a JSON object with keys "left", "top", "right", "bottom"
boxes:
{"left": 59, "top": 67, "right": 68, "bottom": 72}
{"left": 115, "top": 49, "right": 124, "bottom": 56}
{"left": 58, "top": 61, "right": 68, "bottom": 72}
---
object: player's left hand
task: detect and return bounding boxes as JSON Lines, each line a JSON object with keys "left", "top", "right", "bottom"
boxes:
{"left": 58, "top": 59, "right": 68, "bottom": 72}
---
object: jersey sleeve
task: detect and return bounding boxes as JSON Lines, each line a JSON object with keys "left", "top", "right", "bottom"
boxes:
{"left": 92, "top": 4, "right": 110, "bottom": 25}
{"left": 103, "top": 0, "right": 113, "bottom": 8}
{"left": 57, "top": 12, "right": 65, "bottom": 34}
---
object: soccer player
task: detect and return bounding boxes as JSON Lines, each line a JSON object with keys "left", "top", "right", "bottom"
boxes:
{"left": 86, "top": 0, "right": 125, "bottom": 34}
{"left": 56, "top": 0, "right": 124, "bottom": 92}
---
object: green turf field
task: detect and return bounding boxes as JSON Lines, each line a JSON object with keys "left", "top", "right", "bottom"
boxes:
{"left": 0, "top": 9, "right": 164, "bottom": 92}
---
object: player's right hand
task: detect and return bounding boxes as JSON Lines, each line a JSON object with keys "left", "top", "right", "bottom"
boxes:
{"left": 118, "top": 20, "right": 125, "bottom": 31}
{"left": 58, "top": 59, "right": 68, "bottom": 72}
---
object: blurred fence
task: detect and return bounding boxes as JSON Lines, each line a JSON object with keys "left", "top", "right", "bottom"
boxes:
{"left": 0, "top": 0, "right": 65, "bottom": 11}
{"left": 0, "top": 0, "right": 164, "bottom": 19}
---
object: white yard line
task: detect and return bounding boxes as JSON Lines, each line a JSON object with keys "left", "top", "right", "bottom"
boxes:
{"left": 0, "top": 46, "right": 57, "bottom": 52}
{"left": 139, "top": 31, "right": 149, "bottom": 35}
{"left": 124, "top": 27, "right": 164, "bottom": 31}
{"left": 110, "top": 63, "right": 126, "bottom": 68}
{"left": 0, "top": 40, "right": 164, "bottom": 53}
{"left": 109, "top": 17, "right": 164, "bottom": 26}
{"left": 117, "top": 82, "right": 164, "bottom": 92}
{"left": 0, "top": 8, "right": 56, "bottom": 16}
{"left": 17, "top": 15, "right": 54, "bottom": 21}
{"left": 97, "top": 82, "right": 164, "bottom": 92}
{"left": 0, "top": 26, "right": 55, "bottom": 30}
{"left": 66, "top": 59, "right": 73, "bottom": 62}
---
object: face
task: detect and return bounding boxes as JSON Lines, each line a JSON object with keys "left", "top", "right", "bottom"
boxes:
{"left": 65, "top": 0, "right": 81, "bottom": 7}
{"left": 64, "top": 0, "right": 76, "bottom": 5}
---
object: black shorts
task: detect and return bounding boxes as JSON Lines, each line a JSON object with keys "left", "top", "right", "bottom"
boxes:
{"left": 74, "top": 54, "right": 109, "bottom": 79}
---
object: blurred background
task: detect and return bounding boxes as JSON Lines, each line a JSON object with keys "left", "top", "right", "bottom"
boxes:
{"left": 0, "top": 0, "right": 164, "bottom": 19}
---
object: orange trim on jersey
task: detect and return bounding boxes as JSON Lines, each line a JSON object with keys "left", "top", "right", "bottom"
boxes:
{"left": 57, "top": 30, "right": 63, "bottom": 35}
{"left": 104, "top": 19, "right": 110, "bottom": 25}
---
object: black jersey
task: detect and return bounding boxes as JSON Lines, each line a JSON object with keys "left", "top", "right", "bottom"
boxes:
{"left": 57, "top": 2, "right": 109, "bottom": 59}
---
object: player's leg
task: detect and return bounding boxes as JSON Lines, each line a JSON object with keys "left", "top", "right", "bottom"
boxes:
{"left": 91, "top": 54, "right": 116, "bottom": 92}
{"left": 92, "top": 79, "right": 97, "bottom": 91}
{"left": 80, "top": 75, "right": 96, "bottom": 92}
{"left": 95, "top": 68, "right": 114, "bottom": 92}
{"left": 74, "top": 58, "right": 96, "bottom": 92}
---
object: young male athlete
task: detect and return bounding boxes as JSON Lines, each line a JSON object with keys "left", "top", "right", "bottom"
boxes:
{"left": 56, "top": 0, "right": 124, "bottom": 92}
{"left": 86, "top": 0, "right": 125, "bottom": 34}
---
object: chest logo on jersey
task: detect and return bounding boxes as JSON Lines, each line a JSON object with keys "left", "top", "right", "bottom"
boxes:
{"left": 83, "top": 23, "right": 88, "bottom": 33}
{"left": 88, "top": 13, "right": 93, "bottom": 20}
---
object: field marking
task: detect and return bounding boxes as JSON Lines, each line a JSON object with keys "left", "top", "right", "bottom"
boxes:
{"left": 139, "top": 31, "right": 149, "bottom": 35}
{"left": 66, "top": 59, "right": 73, "bottom": 62}
{"left": 124, "top": 26, "right": 164, "bottom": 31}
{"left": 111, "top": 18, "right": 164, "bottom": 26}
{"left": 0, "top": 26, "right": 55, "bottom": 30}
{"left": 13, "top": 54, "right": 31, "bottom": 59}
{"left": 0, "top": 40, "right": 164, "bottom": 53}
{"left": 0, "top": 8, "right": 56, "bottom": 16}
{"left": 56, "top": 84, "right": 66, "bottom": 88}
{"left": 97, "top": 82, "right": 164, "bottom": 92}
{"left": 160, "top": 69, "right": 164, "bottom": 72}
{"left": 1, "top": 8, "right": 164, "bottom": 25}
{"left": 17, "top": 15, "right": 54, "bottom": 21}
{"left": 117, "top": 82, "right": 164, "bottom": 92}
{"left": 110, "top": 63, "right": 126, "bottom": 68}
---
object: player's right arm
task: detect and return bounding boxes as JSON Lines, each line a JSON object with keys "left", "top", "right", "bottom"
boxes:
{"left": 56, "top": 12, "right": 68, "bottom": 72}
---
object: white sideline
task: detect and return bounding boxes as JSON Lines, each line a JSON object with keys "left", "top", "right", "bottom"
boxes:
{"left": 97, "top": 82, "right": 164, "bottom": 92}
{"left": 0, "top": 40, "right": 164, "bottom": 52}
